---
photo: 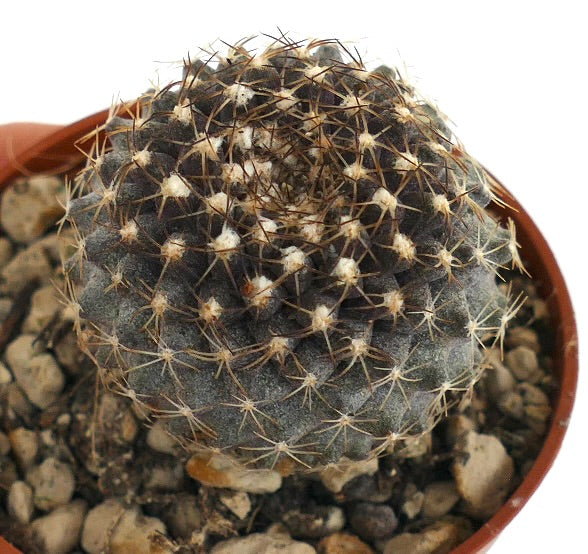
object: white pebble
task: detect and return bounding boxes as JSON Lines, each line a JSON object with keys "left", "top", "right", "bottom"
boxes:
{"left": 7, "top": 480, "right": 34, "bottom": 524}
{"left": 26, "top": 457, "right": 75, "bottom": 511}
{"left": 452, "top": 431, "right": 514, "bottom": 519}
{"left": 5, "top": 335, "right": 65, "bottom": 409}
{"left": 211, "top": 532, "right": 316, "bottom": 553}
{"left": 31, "top": 499, "right": 87, "bottom": 554}
{"left": 8, "top": 427, "right": 38, "bottom": 469}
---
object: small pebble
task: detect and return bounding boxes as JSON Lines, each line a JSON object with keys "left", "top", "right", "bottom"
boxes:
{"left": 317, "top": 532, "right": 374, "bottom": 554}
{"left": 396, "top": 433, "right": 432, "bottom": 459}
{"left": 422, "top": 481, "right": 460, "bottom": 519}
{"left": 186, "top": 451, "right": 282, "bottom": 494}
{"left": 519, "top": 383, "right": 551, "bottom": 434}
{"left": 350, "top": 502, "right": 398, "bottom": 541}
{"left": 497, "top": 390, "right": 525, "bottom": 420}
{"left": 5, "top": 383, "right": 33, "bottom": 418}
{"left": 505, "top": 345, "right": 541, "bottom": 383}
{"left": 97, "top": 392, "right": 139, "bottom": 445}
{"left": 22, "top": 284, "right": 61, "bottom": 334}
{"left": 339, "top": 471, "right": 394, "bottom": 503}
{"left": 0, "top": 175, "right": 65, "bottom": 243}
{"left": 81, "top": 499, "right": 126, "bottom": 554}
{"left": 505, "top": 326, "right": 541, "bottom": 352}
{"left": 0, "top": 297, "right": 13, "bottom": 323}
{"left": 30, "top": 499, "right": 87, "bottom": 554}
{"left": 0, "top": 237, "right": 13, "bottom": 265}
{"left": 0, "top": 241, "right": 53, "bottom": 294}
{"left": 146, "top": 419, "right": 178, "bottom": 455}
{"left": 219, "top": 490, "right": 251, "bottom": 520}
{"left": 319, "top": 456, "right": 379, "bottom": 494}
{"left": 0, "top": 456, "right": 18, "bottom": 489}
{"left": 283, "top": 505, "right": 345, "bottom": 539}
{"left": 143, "top": 459, "right": 184, "bottom": 492}
{"left": 8, "top": 427, "right": 39, "bottom": 469}
{"left": 484, "top": 348, "right": 516, "bottom": 398}
{"left": 54, "top": 330, "right": 85, "bottom": 375}
{"left": 7, "top": 480, "right": 34, "bottom": 524}
{"left": 5, "top": 335, "right": 65, "bottom": 409}
{"left": 531, "top": 298, "right": 549, "bottom": 320}
{"left": 445, "top": 414, "right": 476, "bottom": 446}
{"left": 452, "top": 431, "right": 515, "bottom": 519}
{"left": 26, "top": 457, "right": 76, "bottom": 511}
{"left": 0, "top": 430, "right": 11, "bottom": 456}
{"left": 211, "top": 532, "right": 316, "bottom": 553}
{"left": 382, "top": 516, "right": 472, "bottom": 554}
{"left": 0, "top": 360, "right": 12, "bottom": 384}
{"left": 36, "top": 230, "right": 72, "bottom": 264}
{"left": 56, "top": 413, "right": 71, "bottom": 426}
{"left": 109, "top": 506, "right": 171, "bottom": 554}
{"left": 161, "top": 494, "right": 202, "bottom": 539}
{"left": 402, "top": 484, "right": 425, "bottom": 519}
{"left": 82, "top": 500, "right": 170, "bottom": 554}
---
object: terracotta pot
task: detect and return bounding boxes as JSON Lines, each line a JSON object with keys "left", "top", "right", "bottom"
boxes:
{"left": 0, "top": 112, "right": 578, "bottom": 554}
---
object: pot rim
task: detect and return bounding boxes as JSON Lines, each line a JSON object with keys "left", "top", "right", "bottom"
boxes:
{"left": 0, "top": 111, "right": 578, "bottom": 554}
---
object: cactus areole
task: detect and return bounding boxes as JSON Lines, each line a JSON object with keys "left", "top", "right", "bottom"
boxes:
{"left": 62, "top": 37, "right": 525, "bottom": 470}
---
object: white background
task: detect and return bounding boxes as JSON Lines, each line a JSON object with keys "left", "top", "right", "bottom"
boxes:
{"left": 1, "top": 1, "right": 585, "bottom": 552}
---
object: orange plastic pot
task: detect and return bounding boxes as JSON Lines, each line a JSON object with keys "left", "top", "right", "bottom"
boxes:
{"left": 0, "top": 112, "right": 578, "bottom": 554}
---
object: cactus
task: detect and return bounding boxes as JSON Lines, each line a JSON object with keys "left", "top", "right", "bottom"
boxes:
{"left": 61, "top": 36, "right": 525, "bottom": 470}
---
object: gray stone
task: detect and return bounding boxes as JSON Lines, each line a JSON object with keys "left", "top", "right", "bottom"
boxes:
{"left": 350, "top": 502, "right": 398, "bottom": 541}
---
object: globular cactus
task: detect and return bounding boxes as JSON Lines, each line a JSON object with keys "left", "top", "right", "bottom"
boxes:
{"left": 61, "top": 36, "right": 525, "bottom": 470}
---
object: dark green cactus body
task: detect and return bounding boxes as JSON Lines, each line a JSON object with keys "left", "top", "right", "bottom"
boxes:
{"left": 63, "top": 38, "right": 522, "bottom": 469}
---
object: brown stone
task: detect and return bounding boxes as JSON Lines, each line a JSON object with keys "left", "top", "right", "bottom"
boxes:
{"left": 318, "top": 532, "right": 374, "bottom": 553}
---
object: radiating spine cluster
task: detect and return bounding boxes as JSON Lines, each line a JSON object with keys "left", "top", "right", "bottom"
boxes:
{"left": 61, "top": 35, "right": 524, "bottom": 470}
